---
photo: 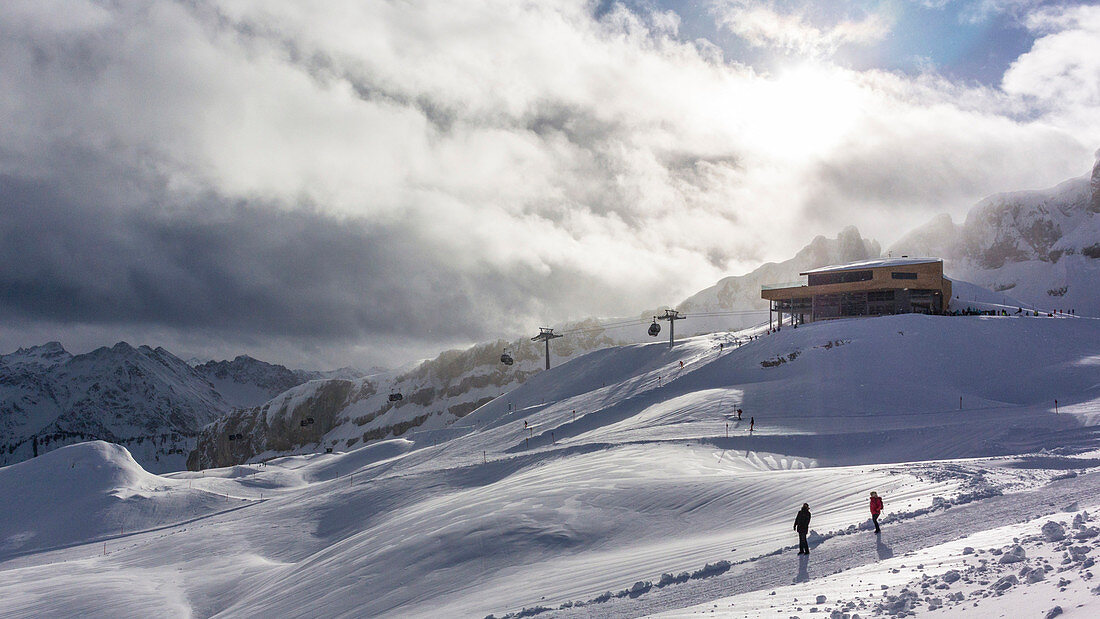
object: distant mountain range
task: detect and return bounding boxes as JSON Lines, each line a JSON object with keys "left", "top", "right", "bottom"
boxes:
{"left": 0, "top": 344, "right": 362, "bottom": 472}
{"left": 6, "top": 153, "right": 1099, "bottom": 472}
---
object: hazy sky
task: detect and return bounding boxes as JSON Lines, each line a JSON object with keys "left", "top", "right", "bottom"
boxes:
{"left": 1, "top": 0, "right": 1098, "bottom": 369}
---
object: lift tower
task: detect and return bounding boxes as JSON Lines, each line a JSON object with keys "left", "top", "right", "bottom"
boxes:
{"left": 657, "top": 309, "right": 686, "bottom": 349}
{"left": 531, "top": 327, "right": 563, "bottom": 370}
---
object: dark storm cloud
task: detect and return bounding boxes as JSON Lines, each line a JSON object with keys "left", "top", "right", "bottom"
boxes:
{"left": 0, "top": 173, "right": 524, "bottom": 343}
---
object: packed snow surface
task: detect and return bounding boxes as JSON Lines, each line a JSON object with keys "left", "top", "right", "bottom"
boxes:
{"left": 3, "top": 314, "right": 1100, "bottom": 617}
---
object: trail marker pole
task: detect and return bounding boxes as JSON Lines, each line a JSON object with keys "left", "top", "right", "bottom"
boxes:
{"left": 726, "top": 423, "right": 728, "bottom": 438}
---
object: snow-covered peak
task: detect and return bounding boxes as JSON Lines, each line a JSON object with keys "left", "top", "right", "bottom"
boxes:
{"left": 1, "top": 341, "right": 72, "bottom": 370}
{"left": 193, "top": 355, "right": 317, "bottom": 409}
{"left": 0, "top": 342, "right": 231, "bottom": 473}
{"left": 677, "top": 226, "right": 880, "bottom": 320}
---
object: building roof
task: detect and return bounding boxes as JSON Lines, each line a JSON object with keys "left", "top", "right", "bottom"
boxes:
{"left": 800, "top": 257, "right": 941, "bottom": 276}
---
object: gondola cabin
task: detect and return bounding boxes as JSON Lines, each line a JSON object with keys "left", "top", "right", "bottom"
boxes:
{"left": 648, "top": 319, "right": 661, "bottom": 336}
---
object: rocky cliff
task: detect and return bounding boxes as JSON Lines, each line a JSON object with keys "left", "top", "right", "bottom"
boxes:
{"left": 891, "top": 153, "right": 1100, "bottom": 314}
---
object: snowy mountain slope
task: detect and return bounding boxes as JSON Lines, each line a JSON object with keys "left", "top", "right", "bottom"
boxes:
{"left": 188, "top": 328, "right": 622, "bottom": 469}
{"left": 892, "top": 153, "right": 1100, "bottom": 317}
{"left": 4, "top": 314, "right": 1100, "bottom": 617}
{"left": 0, "top": 342, "right": 231, "bottom": 473}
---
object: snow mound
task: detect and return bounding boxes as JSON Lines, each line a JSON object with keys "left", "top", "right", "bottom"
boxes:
{"left": 0, "top": 441, "right": 233, "bottom": 560}
{"left": 303, "top": 438, "right": 416, "bottom": 482}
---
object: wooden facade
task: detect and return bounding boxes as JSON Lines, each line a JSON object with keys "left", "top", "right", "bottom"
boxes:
{"left": 760, "top": 258, "right": 951, "bottom": 326}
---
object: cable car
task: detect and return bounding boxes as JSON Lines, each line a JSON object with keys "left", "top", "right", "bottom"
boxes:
{"left": 648, "top": 318, "right": 661, "bottom": 337}
{"left": 388, "top": 391, "right": 403, "bottom": 402}
{"left": 500, "top": 349, "right": 514, "bottom": 366}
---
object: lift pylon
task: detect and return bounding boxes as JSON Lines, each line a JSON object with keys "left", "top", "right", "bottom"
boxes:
{"left": 657, "top": 309, "right": 686, "bottom": 349}
{"left": 530, "top": 327, "right": 563, "bottom": 370}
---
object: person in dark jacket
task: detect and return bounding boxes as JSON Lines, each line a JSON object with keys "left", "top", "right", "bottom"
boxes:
{"left": 869, "top": 491, "right": 884, "bottom": 534}
{"left": 794, "top": 503, "right": 811, "bottom": 554}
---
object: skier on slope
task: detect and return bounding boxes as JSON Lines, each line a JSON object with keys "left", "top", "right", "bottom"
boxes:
{"left": 749, "top": 416, "right": 754, "bottom": 432}
{"left": 794, "top": 503, "right": 811, "bottom": 554}
{"left": 736, "top": 408, "right": 743, "bottom": 420}
{"left": 869, "top": 491, "right": 884, "bottom": 534}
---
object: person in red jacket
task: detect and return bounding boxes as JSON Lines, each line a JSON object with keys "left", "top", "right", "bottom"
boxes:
{"left": 869, "top": 491, "right": 884, "bottom": 534}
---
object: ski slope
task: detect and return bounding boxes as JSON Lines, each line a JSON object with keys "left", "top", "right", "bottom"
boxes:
{"left": 2, "top": 314, "right": 1100, "bottom": 617}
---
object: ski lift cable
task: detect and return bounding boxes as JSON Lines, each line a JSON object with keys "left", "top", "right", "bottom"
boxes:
{"left": 550, "top": 309, "right": 771, "bottom": 336}
{"left": 555, "top": 318, "right": 650, "bottom": 335}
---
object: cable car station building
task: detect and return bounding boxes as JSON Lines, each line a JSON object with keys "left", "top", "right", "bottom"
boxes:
{"left": 760, "top": 258, "right": 951, "bottom": 327}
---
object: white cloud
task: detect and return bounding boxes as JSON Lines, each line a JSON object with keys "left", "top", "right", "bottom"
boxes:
{"left": 1002, "top": 4, "right": 1100, "bottom": 144}
{"left": 958, "top": 0, "right": 1044, "bottom": 24}
{"left": 711, "top": 0, "right": 895, "bottom": 57}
